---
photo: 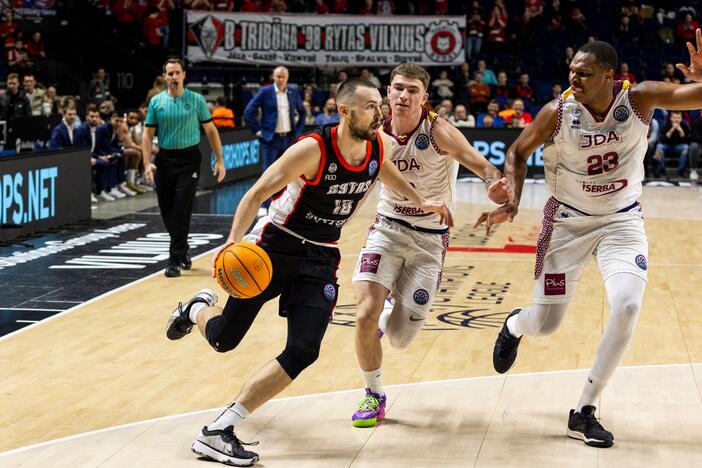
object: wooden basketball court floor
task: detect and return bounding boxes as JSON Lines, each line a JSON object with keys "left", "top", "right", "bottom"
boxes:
{"left": 1, "top": 181, "right": 701, "bottom": 467}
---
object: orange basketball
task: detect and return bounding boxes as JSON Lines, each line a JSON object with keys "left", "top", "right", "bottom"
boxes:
{"left": 215, "top": 242, "right": 273, "bottom": 299}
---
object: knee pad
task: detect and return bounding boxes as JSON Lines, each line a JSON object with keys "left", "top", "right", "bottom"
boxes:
{"left": 205, "top": 316, "right": 242, "bottom": 353}
{"left": 276, "top": 344, "right": 320, "bottom": 380}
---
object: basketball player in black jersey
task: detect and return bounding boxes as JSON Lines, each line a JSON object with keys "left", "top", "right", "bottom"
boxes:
{"left": 163, "top": 78, "right": 452, "bottom": 466}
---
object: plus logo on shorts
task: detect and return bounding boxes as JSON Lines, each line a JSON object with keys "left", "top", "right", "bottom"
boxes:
{"left": 360, "top": 253, "right": 381, "bottom": 274}
{"left": 544, "top": 273, "right": 566, "bottom": 295}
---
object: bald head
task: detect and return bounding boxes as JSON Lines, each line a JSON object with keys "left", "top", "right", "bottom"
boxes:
{"left": 273, "top": 66, "right": 289, "bottom": 91}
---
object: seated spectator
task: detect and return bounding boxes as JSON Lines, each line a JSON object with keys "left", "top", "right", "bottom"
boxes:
{"left": 676, "top": 13, "right": 698, "bottom": 42}
{"left": 481, "top": 114, "right": 496, "bottom": 127}
{"left": 42, "top": 85, "right": 60, "bottom": 116}
{"left": 26, "top": 31, "right": 45, "bottom": 60}
{"left": 211, "top": 96, "right": 236, "bottom": 128}
{"left": 514, "top": 73, "right": 535, "bottom": 104}
{"left": 7, "top": 38, "right": 33, "bottom": 74}
{"left": 23, "top": 73, "right": 45, "bottom": 116}
{"left": 469, "top": 72, "right": 491, "bottom": 113}
{"left": 662, "top": 63, "right": 682, "bottom": 83}
{"left": 618, "top": 15, "right": 639, "bottom": 43}
{"left": 438, "top": 99, "right": 453, "bottom": 116}
{"left": 644, "top": 118, "right": 660, "bottom": 179}
{"left": 0, "top": 73, "right": 31, "bottom": 123}
{"left": 48, "top": 105, "right": 80, "bottom": 150}
{"left": 360, "top": 68, "right": 382, "bottom": 88}
{"left": 453, "top": 63, "right": 472, "bottom": 104}
{"left": 316, "top": 0, "right": 330, "bottom": 14}
{"left": 477, "top": 99, "right": 506, "bottom": 128}
{"left": 551, "top": 83, "right": 563, "bottom": 101}
{"left": 380, "top": 102, "right": 391, "bottom": 119}
{"left": 493, "top": 71, "right": 511, "bottom": 99}
{"left": 314, "top": 98, "right": 340, "bottom": 125}
{"left": 75, "top": 105, "right": 102, "bottom": 152}
{"left": 302, "top": 101, "right": 316, "bottom": 125}
{"left": 503, "top": 98, "right": 533, "bottom": 127}
{"left": 476, "top": 59, "right": 497, "bottom": 86}
{"left": 449, "top": 104, "right": 475, "bottom": 128}
{"left": 688, "top": 113, "right": 702, "bottom": 181}
{"left": 436, "top": 106, "right": 449, "bottom": 119}
{"left": 431, "top": 70, "right": 454, "bottom": 100}
{"left": 90, "top": 68, "right": 111, "bottom": 104}
{"left": 614, "top": 62, "right": 637, "bottom": 83}
{"left": 93, "top": 112, "right": 135, "bottom": 199}
{"left": 562, "top": 46, "right": 575, "bottom": 76}
{"left": 0, "top": 10, "right": 17, "bottom": 43}
{"left": 126, "top": 109, "right": 144, "bottom": 147}
{"left": 654, "top": 111, "right": 690, "bottom": 177}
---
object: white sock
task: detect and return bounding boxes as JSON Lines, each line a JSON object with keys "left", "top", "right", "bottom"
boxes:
{"left": 576, "top": 374, "right": 607, "bottom": 412}
{"left": 208, "top": 401, "right": 250, "bottom": 431}
{"left": 126, "top": 169, "right": 136, "bottom": 184}
{"left": 188, "top": 302, "right": 207, "bottom": 324}
{"left": 361, "top": 368, "right": 384, "bottom": 396}
{"left": 506, "top": 314, "right": 522, "bottom": 338}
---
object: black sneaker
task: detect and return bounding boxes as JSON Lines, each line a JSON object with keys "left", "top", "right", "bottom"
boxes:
{"left": 165, "top": 262, "right": 181, "bottom": 277}
{"left": 180, "top": 251, "right": 192, "bottom": 270}
{"left": 567, "top": 405, "right": 614, "bottom": 448}
{"left": 192, "top": 425, "right": 260, "bottom": 466}
{"left": 165, "top": 289, "right": 218, "bottom": 340}
{"left": 493, "top": 309, "right": 522, "bottom": 374}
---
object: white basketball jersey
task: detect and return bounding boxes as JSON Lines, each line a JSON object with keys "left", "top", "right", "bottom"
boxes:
{"left": 376, "top": 110, "right": 459, "bottom": 230}
{"left": 543, "top": 81, "right": 649, "bottom": 215}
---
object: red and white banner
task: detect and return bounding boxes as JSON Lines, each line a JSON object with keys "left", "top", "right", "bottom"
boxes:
{"left": 186, "top": 11, "right": 466, "bottom": 67}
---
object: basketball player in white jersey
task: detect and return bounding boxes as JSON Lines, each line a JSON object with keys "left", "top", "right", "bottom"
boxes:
{"left": 476, "top": 31, "right": 702, "bottom": 447}
{"left": 351, "top": 63, "right": 510, "bottom": 427}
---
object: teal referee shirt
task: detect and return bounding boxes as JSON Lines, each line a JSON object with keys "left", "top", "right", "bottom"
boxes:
{"left": 145, "top": 89, "right": 212, "bottom": 150}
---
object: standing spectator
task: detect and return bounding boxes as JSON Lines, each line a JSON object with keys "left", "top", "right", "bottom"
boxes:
{"left": 514, "top": 73, "right": 535, "bottom": 104}
{"left": 493, "top": 71, "right": 511, "bottom": 99}
{"left": 212, "top": 96, "right": 236, "bottom": 128}
{"left": 89, "top": 68, "right": 111, "bottom": 104}
{"left": 504, "top": 98, "right": 533, "bottom": 127}
{"left": 315, "top": 0, "right": 329, "bottom": 14}
{"left": 7, "top": 39, "right": 33, "bottom": 74}
{"left": 302, "top": 101, "right": 316, "bottom": 125}
{"left": 654, "top": 111, "right": 690, "bottom": 177}
{"left": 143, "top": 6, "right": 164, "bottom": 49}
{"left": 48, "top": 106, "right": 80, "bottom": 150}
{"left": 688, "top": 114, "right": 702, "bottom": 181}
{"left": 25, "top": 31, "right": 45, "bottom": 60}
{"left": 0, "top": 73, "right": 31, "bottom": 150}
{"left": 431, "top": 70, "right": 454, "bottom": 100}
{"left": 449, "top": 104, "right": 475, "bottom": 127}
{"left": 485, "top": 3, "right": 507, "bottom": 55}
{"left": 614, "top": 62, "right": 637, "bottom": 83}
{"left": 466, "top": 9, "right": 485, "bottom": 61}
{"left": 477, "top": 99, "right": 505, "bottom": 128}
{"left": 476, "top": 59, "right": 497, "bottom": 86}
{"left": 468, "top": 72, "right": 491, "bottom": 113}
{"left": 314, "top": 97, "right": 340, "bottom": 125}
{"left": 0, "top": 10, "right": 17, "bottom": 43}
{"left": 42, "top": 85, "right": 60, "bottom": 115}
{"left": 22, "top": 73, "right": 45, "bottom": 116}
{"left": 142, "top": 58, "right": 226, "bottom": 277}
{"left": 244, "top": 65, "right": 306, "bottom": 217}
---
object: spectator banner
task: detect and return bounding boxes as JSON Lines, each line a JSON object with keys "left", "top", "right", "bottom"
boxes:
{"left": 198, "top": 128, "right": 262, "bottom": 189}
{"left": 459, "top": 128, "right": 545, "bottom": 178}
{"left": 0, "top": 149, "right": 92, "bottom": 240}
{"left": 186, "top": 11, "right": 466, "bottom": 67}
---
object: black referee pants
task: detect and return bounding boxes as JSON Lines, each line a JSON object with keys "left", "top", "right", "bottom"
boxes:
{"left": 154, "top": 146, "right": 201, "bottom": 264}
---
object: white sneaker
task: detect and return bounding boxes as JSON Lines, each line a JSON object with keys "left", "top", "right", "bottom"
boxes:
{"left": 91, "top": 193, "right": 98, "bottom": 203}
{"left": 690, "top": 170, "right": 699, "bottom": 181}
{"left": 98, "top": 190, "right": 116, "bottom": 202}
{"left": 257, "top": 207, "right": 268, "bottom": 218}
{"left": 117, "top": 183, "right": 137, "bottom": 197}
{"left": 108, "top": 188, "right": 126, "bottom": 199}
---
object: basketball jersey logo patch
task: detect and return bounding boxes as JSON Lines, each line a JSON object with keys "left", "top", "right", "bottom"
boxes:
{"left": 368, "top": 160, "right": 378, "bottom": 177}
{"left": 359, "top": 253, "right": 381, "bottom": 273}
{"left": 613, "top": 105, "right": 630, "bottom": 122}
{"left": 413, "top": 288, "right": 429, "bottom": 305}
{"left": 415, "top": 134, "right": 430, "bottom": 150}
{"left": 544, "top": 273, "right": 566, "bottom": 295}
{"left": 323, "top": 283, "right": 336, "bottom": 301}
{"left": 635, "top": 255, "right": 648, "bottom": 271}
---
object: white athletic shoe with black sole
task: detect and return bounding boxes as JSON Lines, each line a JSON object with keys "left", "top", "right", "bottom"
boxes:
{"left": 192, "top": 425, "right": 259, "bottom": 466}
{"left": 567, "top": 405, "right": 614, "bottom": 448}
{"left": 165, "top": 289, "right": 218, "bottom": 340}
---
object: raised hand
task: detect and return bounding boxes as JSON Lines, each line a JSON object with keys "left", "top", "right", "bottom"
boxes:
{"left": 676, "top": 28, "right": 702, "bottom": 82}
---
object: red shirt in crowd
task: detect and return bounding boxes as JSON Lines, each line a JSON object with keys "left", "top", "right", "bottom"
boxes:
{"left": 143, "top": 14, "right": 162, "bottom": 46}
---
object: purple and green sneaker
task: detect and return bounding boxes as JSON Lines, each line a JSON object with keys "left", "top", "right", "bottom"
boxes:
{"left": 352, "top": 388, "right": 386, "bottom": 428}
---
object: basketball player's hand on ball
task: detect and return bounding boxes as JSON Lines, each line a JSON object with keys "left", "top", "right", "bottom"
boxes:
{"left": 474, "top": 202, "right": 518, "bottom": 235}
{"left": 487, "top": 177, "right": 512, "bottom": 204}
{"left": 144, "top": 163, "right": 157, "bottom": 185}
{"left": 420, "top": 200, "right": 454, "bottom": 227}
{"left": 212, "top": 240, "right": 235, "bottom": 277}
{"left": 677, "top": 28, "right": 702, "bottom": 82}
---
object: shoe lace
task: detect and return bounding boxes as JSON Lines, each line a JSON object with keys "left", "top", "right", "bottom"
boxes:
{"left": 358, "top": 395, "right": 380, "bottom": 412}
{"left": 583, "top": 412, "right": 607, "bottom": 433}
{"left": 221, "top": 430, "right": 260, "bottom": 447}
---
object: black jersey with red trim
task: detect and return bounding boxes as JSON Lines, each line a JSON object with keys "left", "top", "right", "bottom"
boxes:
{"left": 267, "top": 124, "right": 384, "bottom": 243}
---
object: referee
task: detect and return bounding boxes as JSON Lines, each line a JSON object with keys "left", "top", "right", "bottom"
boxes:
{"left": 142, "top": 58, "right": 226, "bottom": 278}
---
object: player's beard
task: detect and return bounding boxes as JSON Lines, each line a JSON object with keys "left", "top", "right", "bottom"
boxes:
{"left": 349, "top": 110, "right": 377, "bottom": 141}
